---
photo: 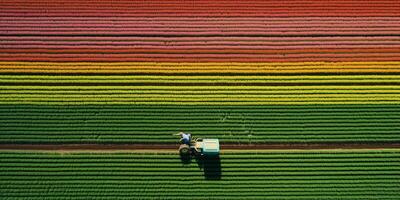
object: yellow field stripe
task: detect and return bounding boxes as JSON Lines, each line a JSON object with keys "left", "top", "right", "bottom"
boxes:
{"left": 2, "top": 85, "right": 399, "bottom": 90}
{"left": 1, "top": 61, "right": 400, "bottom": 73}
{"left": 1, "top": 75, "right": 400, "bottom": 85}
{"left": 2, "top": 95, "right": 400, "bottom": 105}
{"left": 2, "top": 89, "right": 400, "bottom": 94}
{"left": 2, "top": 61, "right": 400, "bottom": 105}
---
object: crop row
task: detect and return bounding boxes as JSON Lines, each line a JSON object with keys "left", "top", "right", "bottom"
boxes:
{"left": 1, "top": 104, "right": 398, "bottom": 112}
{"left": 1, "top": 0, "right": 399, "bottom": 17}
{"left": 0, "top": 150, "right": 399, "bottom": 199}
{"left": 0, "top": 104, "right": 399, "bottom": 143}
{"left": 4, "top": 74, "right": 400, "bottom": 80}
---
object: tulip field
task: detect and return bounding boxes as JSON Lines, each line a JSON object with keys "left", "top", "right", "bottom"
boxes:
{"left": 1, "top": 0, "right": 400, "bottom": 199}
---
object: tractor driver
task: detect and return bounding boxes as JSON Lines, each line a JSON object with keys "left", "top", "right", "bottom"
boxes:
{"left": 176, "top": 132, "right": 191, "bottom": 145}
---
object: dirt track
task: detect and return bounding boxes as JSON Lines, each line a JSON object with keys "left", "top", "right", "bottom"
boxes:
{"left": 1, "top": 143, "right": 399, "bottom": 151}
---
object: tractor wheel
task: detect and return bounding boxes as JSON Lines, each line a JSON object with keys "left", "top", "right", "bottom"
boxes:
{"left": 179, "top": 144, "right": 190, "bottom": 156}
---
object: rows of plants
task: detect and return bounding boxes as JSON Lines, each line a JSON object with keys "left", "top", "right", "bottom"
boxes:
{"left": 4, "top": 74, "right": 400, "bottom": 81}
{"left": 1, "top": 104, "right": 399, "bottom": 143}
{"left": 0, "top": 150, "right": 399, "bottom": 199}
{"left": 2, "top": 61, "right": 400, "bottom": 74}
{"left": 2, "top": 73, "right": 400, "bottom": 105}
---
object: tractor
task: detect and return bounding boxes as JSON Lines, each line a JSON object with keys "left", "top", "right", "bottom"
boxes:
{"left": 175, "top": 132, "right": 220, "bottom": 158}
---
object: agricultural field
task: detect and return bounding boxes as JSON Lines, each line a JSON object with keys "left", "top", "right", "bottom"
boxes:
{"left": 1, "top": 104, "right": 400, "bottom": 143}
{"left": 1, "top": 0, "right": 400, "bottom": 199}
{"left": 1, "top": 62, "right": 400, "bottom": 144}
{"left": 1, "top": 150, "right": 399, "bottom": 200}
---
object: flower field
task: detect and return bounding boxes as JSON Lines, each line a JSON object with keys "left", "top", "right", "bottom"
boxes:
{"left": 1, "top": 0, "right": 400, "bottom": 199}
{"left": 1, "top": 61, "right": 400, "bottom": 144}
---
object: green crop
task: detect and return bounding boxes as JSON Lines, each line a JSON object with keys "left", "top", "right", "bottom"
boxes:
{"left": 0, "top": 150, "right": 399, "bottom": 200}
{"left": 0, "top": 104, "right": 399, "bottom": 144}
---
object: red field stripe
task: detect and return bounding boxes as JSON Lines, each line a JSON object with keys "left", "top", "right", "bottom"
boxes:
{"left": 2, "top": 17, "right": 399, "bottom": 36}
{"left": 2, "top": 31, "right": 399, "bottom": 36}
{"left": 2, "top": 42, "right": 400, "bottom": 47}
{"left": 4, "top": 16, "right": 400, "bottom": 21}
{"left": 4, "top": 45, "right": 400, "bottom": 50}
{"left": 2, "top": 17, "right": 400, "bottom": 24}
{"left": 1, "top": 0, "right": 399, "bottom": 17}
{"left": 1, "top": 53, "right": 399, "bottom": 62}
{"left": 1, "top": 36, "right": 399, "bottom": 42}
{"left": 1, "top": 48, "right": 399, "bottom": 54}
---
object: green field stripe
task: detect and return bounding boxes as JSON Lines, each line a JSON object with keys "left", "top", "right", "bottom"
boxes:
{"left": 3, "top": 196, "right": 395, "bottom": 200}
{"left": 2, "top": 119, "right": 399, "bottom": 124}
{"left": 2, "top": 162, "right": 398, "bottom": 168}
{"left": 2, "top": 154, "right": 399, "bottom": 159}
{"left": 2, "top": 180, "right": 397, "bottom": 185}
{"left": 2, "top": 189, "right": 399, "bottom": 193}
{"left": 1, "top": 131, "right": 399, "bottom": 137}
{"left": 2, "top": 110, "right": 399, "bottom": 115}
{"left": 6, "top": 159, "right": 397, "bottom": 164}
{"left": 2, "top": 129, "right": 399, "bottom": 135}
{"left": 2, "top": 126, "right": 399, "bottom": 131}
{"left": 2, "top": 115, "right": 399, "bottom": 120}
{"left": 3, "top": 175, "right": 398, "bottom": 181}
{"left": 3, "top": 85, "right": 400, "bottom": 91}
{"left": 2, "top": 193, "right": 398, "bottom": 198}
{"left": 0, "top": 197, "right": 397, "bottom": 200}
{"left": 2, "top": 139, "right": 399, "bottom": 143}
{"left": 0, "top": 104, "right": 397, "bottom": 110}
{"left": 2, "top": 166, "right": 398, "bottom": 172}
{"left": 2, "top": 101, "right": 399, "bottom": 105}
{"left": 3, "top": 130, "right": 398, "bottom": 135}
{"left": 2, "top": 121, "right": 399, "bottom": 127}
{"left": 4, "top": 154, "right": 398, "bottom": 158}
{"left": 2, "top": 130, "right": 399, "bottom": 137}
{"left": 1, "top": 135, "right": 398, "bottom": 141}
{"left": 2, "top": 182, "right": 399, "bottom": 188}
{"left": 0, "top": 150, "right": 399, "bottom": 199}
{"left": 1, "top": 138, "right": 399, "bottom": 143}
{"left": 0, "top": 104, "right": 398, "bottom": 143}
{"left": 2, "top": 117, "right": 399, "bottom": 123}
{"left": 4, "top": 90, "right": 400, "bottom": 95}
{"left": 1, "top": 113, "right": 398, "bottom": 118}
{"left": 4, "top": 94, "right": 400, "bottom": 98}
{"left": 2, "top": 190, "right": 398, "bottom": 195}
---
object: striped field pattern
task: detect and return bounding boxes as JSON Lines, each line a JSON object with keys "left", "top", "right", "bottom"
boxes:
{"left": 1, "top": 1, "right": 400, "bottom": 199}
{"left": 1, "top": 1, "right": 400, "bottom": 143}
{"left": 0, "top": 150, "right": 399, "bottom": 199}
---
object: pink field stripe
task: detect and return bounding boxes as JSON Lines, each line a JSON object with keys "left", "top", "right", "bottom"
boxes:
{"left": 1, "top": 0, "right": 399, "bottom": 17}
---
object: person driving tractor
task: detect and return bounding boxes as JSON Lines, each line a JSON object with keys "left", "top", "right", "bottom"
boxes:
{"left": 175, "top": 132, "right": 191, "bottom": 145}
{"left": 174, "top": 132, "right": 219, "bottom": 158}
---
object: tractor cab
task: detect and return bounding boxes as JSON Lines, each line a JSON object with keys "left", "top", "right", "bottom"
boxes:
{"left": 195, "top": 139, "right": 220, "bottom": 157}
